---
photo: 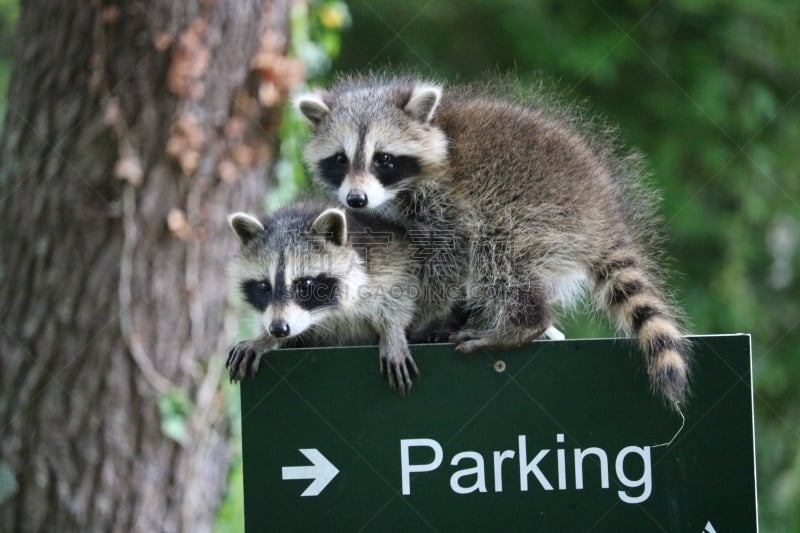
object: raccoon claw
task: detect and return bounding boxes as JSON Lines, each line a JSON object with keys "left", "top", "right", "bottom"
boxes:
{"left": 454, "top": 339, "right": 486, "bottom": 354}
{"left": 380, "top": 353, "right": 419, "bottom": 395}
{"left": 226, "top": 339, "right": 267, "bottom": 382}
{"left": 450, "top": 329, "right": 481, "bottom": 343}
{"left": 450, "top": 329, "right": 488, "bottom": 353}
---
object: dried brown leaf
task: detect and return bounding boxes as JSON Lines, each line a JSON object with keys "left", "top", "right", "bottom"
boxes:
{"left": 167, "top": 18, "right": 210, "bottom": 99}
{"left": 167, "top": 209, "right": 191, "bottom": 240}
{"left": 114, "top": 154, "right": 144, "bottom": 185}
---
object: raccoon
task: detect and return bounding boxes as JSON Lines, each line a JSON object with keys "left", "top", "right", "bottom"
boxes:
{"left": 296, "top": 75, "right": 692, "bottom": 407}
{"left": 226, "top": 203, "right": 454, "bottom": 392}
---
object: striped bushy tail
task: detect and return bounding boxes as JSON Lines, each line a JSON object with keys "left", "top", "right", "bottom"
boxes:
{"left": 592, "top": 250, "right": 691, "bottom": 408}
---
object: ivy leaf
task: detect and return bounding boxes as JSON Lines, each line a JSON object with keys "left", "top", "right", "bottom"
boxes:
{"left": 158, "top": 388, "right": 193, "bottom": 445}
{"left": 0, "top": 461, "right": 18, "bottom": 506}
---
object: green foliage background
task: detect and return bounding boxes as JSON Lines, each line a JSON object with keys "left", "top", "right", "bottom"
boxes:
{"left": 1, "top": 0, "right": 797, "bottom": 530}
{"left": 0, "top": 0, "right": 18, "bottom": 122}
{"left": 333, "top": 1, "right": 800, "bottom": 530}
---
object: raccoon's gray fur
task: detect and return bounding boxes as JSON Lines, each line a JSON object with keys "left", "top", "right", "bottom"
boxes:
{"left": 296, "top": 75, "right": 692, "bottom": 407}
{"left": 227, "top": 202, "right": 455, "bottom": 392}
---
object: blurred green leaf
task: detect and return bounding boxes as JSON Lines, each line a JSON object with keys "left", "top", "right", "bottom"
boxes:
{"left": 158, "top": 388, "right": 193, "bottom": 445}
{"left": 0, "top": 460, "right": 18, "bottom": 506}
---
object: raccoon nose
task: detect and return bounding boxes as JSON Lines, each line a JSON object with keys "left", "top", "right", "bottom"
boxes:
{"left": 346, "top": 191, "right": 368, "bottom": 208}
{"left": 268, "top": 320, "right": 290, "bottom": 338}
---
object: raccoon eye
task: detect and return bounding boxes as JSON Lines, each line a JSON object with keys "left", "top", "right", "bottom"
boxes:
{"left": 375, "top": 152, "right": 393, "bottom": 167}
{"left": 295, "top": 277, "right": 315, "bottom": 299}
{"left": 297, "top": 277, "right": 315, "bottom": 289}
{"left": 335, "top": 153, "right": 347, "bottom": 165}
{"left": 241, "top": 279, "right": 272, "bottom": 312}
{"left": 253, "top": 280, "right": 271, "bottom": 296}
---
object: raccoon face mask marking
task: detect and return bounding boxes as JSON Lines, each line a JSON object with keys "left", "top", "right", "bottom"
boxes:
{"left": 241, "top": 279, "right": 271, "bottom": 312}
{"left": 240, "top": 263, "right": 342, "bottom": 339}
{"left": 299, "top": 82, "right": 447, "bottom": 211}
{"left": 371, "top": 152, "right": 423, "bottom": 187}
{"left": 230, "top": 207, "right": 357, "bottom": 340}
{"left": 339, "top": 151, "right": 423, "bottom": 208}
{"left": 317, "top": 152, "right": 349, "bottom": 188}
{"left": 240, "top": 272, "right": 341, "bottom": 339}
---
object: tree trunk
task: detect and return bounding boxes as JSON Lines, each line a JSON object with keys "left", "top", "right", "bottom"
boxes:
{"left": 0, "top": 1, "right": 295, "bottom": 531}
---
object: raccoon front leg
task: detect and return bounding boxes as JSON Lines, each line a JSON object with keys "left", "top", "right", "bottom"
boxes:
{"left": 452, "top": 279, "right": 552, "bottom": 353}
{"left": 227, "top": 333, "right": 279, "bottom": 381}
{"left": 378, "top": 326, "right": 419, "bottom": 394}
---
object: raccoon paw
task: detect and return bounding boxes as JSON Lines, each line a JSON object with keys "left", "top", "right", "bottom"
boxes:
{"left": 450, "top": 329, "right": 493, "bottom": 353}
{"left": 451, "top": 327, "right": 544, "bottom": 353}
{"left": 453, "top": 338, "right": 490, "bottom": 354}
{"left": 380, "top": 348, "right": 419, "bottom": 395}
{"left": 227, "top": 340, "right": 266, "bottom": 382}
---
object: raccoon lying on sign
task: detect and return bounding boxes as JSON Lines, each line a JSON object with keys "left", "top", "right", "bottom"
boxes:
{"left": 226, "top": 203, "right": 459, "bottom": 393}
{"left": 296, "top": 75, "right": 691, "bottom": 407}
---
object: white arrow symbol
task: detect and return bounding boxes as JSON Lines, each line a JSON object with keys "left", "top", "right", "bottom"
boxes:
{"left": 703, "top": 521, "right": 717, "bottom": 533}
{"left": 281, "top": 448, "right": 339, "bottom": 497}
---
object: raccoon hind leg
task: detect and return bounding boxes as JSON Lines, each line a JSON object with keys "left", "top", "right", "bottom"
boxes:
{"left": 452, "top": 277, "right": 553, "bottom": 353}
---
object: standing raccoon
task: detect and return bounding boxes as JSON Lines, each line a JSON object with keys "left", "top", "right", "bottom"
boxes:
{"left": 296, "top": 75, "right": 691, "bottom": 407}
{"left": 227, "top": 203, "right": 452, "bottom": 392}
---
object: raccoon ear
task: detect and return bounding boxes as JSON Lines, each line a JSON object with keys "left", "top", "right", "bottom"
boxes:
{"left": 228, "top": 212, "right": 265, "bottom": 248}
{"left": 295, "top": 92, "right": 331, "bottom": 126}
{"left": 311, "top": 208, "right": 347, "bottom": 246}
{"left": 404, "top": 84, "right": 442, "bottom": 122}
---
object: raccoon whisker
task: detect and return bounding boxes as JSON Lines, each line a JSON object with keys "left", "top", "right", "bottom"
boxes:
{"left": 309, "top": 321, "right": 337, "bottom": 337}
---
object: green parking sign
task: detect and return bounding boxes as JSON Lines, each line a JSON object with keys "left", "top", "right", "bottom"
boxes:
{"left": 240, "top": 335, "right": 757, "bottom": 531}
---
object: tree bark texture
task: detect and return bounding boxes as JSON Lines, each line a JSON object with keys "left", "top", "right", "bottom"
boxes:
{"left": 0, "top": 1, "right": 295, "bottom": 531}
